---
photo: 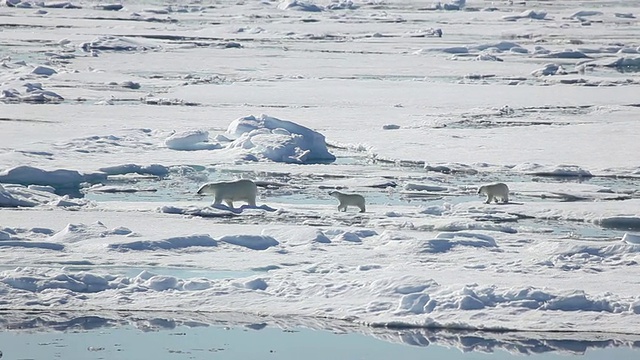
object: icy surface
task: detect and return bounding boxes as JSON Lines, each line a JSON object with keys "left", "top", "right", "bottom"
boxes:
{"left": 0, "top": 0, "right": 640, "bottom": 351}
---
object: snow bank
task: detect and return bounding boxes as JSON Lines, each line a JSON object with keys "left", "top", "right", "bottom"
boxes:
{"left": 595, "top": 217, "right": 640, "bottom": 231}
{"left": 429, "top": 0, "right": 465, "bottom": 11}
{"left": 403, "top": 183, "right": 449, "bottom": 192}
{"left": 0, "top": 166, "right": 106, "bottom": 190}
{"left": 538, "top": 50, "right": 590, "bottom": 59}
{"left": 0, "top": 183, "right": 90, "bottom": 208}
{"left": 514, "top": 163, "right": 592, "bottom": 177}
{"left": 164, "top": 130, "right": 221, "bottom": 151}
{"left": 219, "top": 235, "right": 279, "bottom": 250}
{"left": 390, "top": 282, "right": 638, "bottom": 320}
{"left": 325, "top": 0, "right": 358, "bottom": 10}
{"left": 225, "top": 114, "right": 336, "bottom": 163}
{"left": 424, "top": 163, "right": 478, "bottom": 175}
{"left": 604, "top": 57, "right": 640, "bottom": 71}
{"left": 0, "top": 184, "right": 37, "bottom": 207}
{"left": 474, "top": 41, "right": 523, "bottom": 52}
{"left": 418, "top": 232, "right": 497, "bottom": 253}
{"left": 80, "top": 36, "right": 157, "bottom": 52}
{"left": 276, "top": 0, "right": 323, "bottom": 12}
{"left": 531, "top": 63, "right": 568, "bottom": 76}
{"left": 109, "top": 234, "right": 218, "bottom": 251}
{"left": 6, "top": 0, "right": 81, "bottom": 8}
{"left": 325, "top": 228, "right": 378, "bottom": 243}
{"left": 503, "top": 9, "right": 547, "bottom": 21}
{"left": 0, "top": 83, "right": 64, "bottom": 103}
{"left": 262, "top": 227, "right": 332, "bottom": 245}
{"left": 48, "top": 222, "right": 132, "bottom": 244}
{"left": 568, "top": 10, "right": 603, "bottom": 19}
{"left": 98, "top": 164, "right": 169, "bottom": 177}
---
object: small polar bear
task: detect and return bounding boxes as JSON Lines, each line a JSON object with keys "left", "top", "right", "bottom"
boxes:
{"left": 477, "top": 182, "right": 509, "bottom": 204}
{"left": 197, "top": 179, "right": 257, "bottom": 208}
{"left": 328, "top": 190, "right": 366, "bottom": 213}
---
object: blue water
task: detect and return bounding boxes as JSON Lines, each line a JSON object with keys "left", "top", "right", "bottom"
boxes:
{"left": 2, "top": 322, "right": 639, "bottom": 360}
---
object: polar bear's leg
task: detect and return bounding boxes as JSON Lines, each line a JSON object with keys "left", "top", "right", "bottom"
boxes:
{"left": 213, "top": 196, "right": 223, "bottom": 206}
{"left": 358, "top": 204, "right": 365, "bottom": 213}
{"left": 502, "top": 193, "right": 509, "bottom": 203}
{"left": 338, "top": 203, "right": 346, "bottom": 212}
{"left": 485, "top": 194, "right": 492, "bottom": 204}
{"left": 225, "top": 199, "right": 234, "bottom": 208}
{"left": 247, "top": 196, "right": 256, "bottom": 207}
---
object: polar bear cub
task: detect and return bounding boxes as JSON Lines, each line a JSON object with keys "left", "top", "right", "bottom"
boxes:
{"left": 328, "top": 190, "right": 366, "bottom": 213}
{"left": 477, "top": 182, "right": 509, "bottom": 204}
{"left": 197, "top": 179, "right": 257, "bottom": 208}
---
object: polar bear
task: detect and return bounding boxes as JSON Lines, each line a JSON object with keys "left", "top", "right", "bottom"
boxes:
{"left": 328, "top": 190, "right": 366, "bottom": 213}
{"left": 197, "top": 179, "right": 257, "bottom": 208}
{"left": 477, "top": 182, "right": 509, "bottom": 204}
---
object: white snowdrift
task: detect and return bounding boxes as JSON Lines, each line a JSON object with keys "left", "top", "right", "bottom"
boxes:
{"left": 225, "top": 114, "right": 336, "bottom": 163}
{"left": 0, "top": 166, "right": 106, "bottom": 190}
{"left": 164, "top": 130, "right": 221, "bottom": 151}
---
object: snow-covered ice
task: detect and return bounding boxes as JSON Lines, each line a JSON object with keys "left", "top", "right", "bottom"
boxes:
{"left": 1, "top": 0, "right": 640, "bottom": 352}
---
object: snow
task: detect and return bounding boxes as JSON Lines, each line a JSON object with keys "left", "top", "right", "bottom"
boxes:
{"left": 164, "top": 130, "right": 221, "bottom": 151}
{"left": 226, "top": 114, "right": 336, "bottom": 163}
{"left": 0, "top": 0, "right": 640, "bottom": 350}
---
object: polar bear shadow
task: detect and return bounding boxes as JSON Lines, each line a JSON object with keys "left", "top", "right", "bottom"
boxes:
{"left": 210, "top": 203, "right": 277, "bottom": 214}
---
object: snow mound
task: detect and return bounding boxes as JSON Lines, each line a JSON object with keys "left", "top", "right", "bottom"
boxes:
{"left": 539, "top": 50, "right": 590, "bottom": 59}
{"left": 474, "top": 41, "right": 523, "bottom": 52}
{"left": 239, "top": 278, "right": 268, "bottom": 290}
{"left": 0, "top": 166, "right": 107, "bottom": 190}
{"left": 326, "top": 229, "right": 378, "bottom": 243}
{"left": 424, "top": 163, "right": 478, "bottom": 175}
{"left": 391, "top": 283, "right": 636, "bottom": 319}
{"left": 0, "top": 184, "right": 37, "bottom": 207}
{"left": 262, "top": 227, "right": 331, "bottom": 245}
{"left": 1, "top": 83, "right": 64, "bottom": 103}
{"left": 81, "top": 36, "right": 157, "bottom": 52}
{"left": 32, "top": 65, "right": 57, "bottom": 76}
{"left": 404, "top": 183, "right": 449, "bottom": 192}
{"left": 1, "top": 270, "right": 116, "bottom": 293}
{"left": 603, "top": 57, "right": 640, "bottom": 71}
{"left": 0, "top": 240, "right": 64, "bottom": 251}
{"left": 219, "top": 235, "right": 279, "bottom": 250}
{"left": 531, "top": 63, "right": 568, "bottom": 76}
{"left": 503, "top": 9, "right": 547, "bottom": 21}
{"left": 164, "top": 130, "right": 221, "bottom": 151}
{"left": 595, "top": 217, "right": 640, "bottom": 231}
{"left": 568, "top": 10, "right": 603, "bottom": 18}
{"left": 622, "top": 233, "right": 640, "bottom": 244}
{"left": 1, "top": 183, "right": 89, "bottom": 208}
{"left": 518, "top": 164, "right": 593, "bottom": 177}
{"left": 109, "top": 234, "right": 218, "bottom": 251}
{"left": 99, "top": 164, "right": 169, "bottom": 177}
{"left": 225, "top": 114, "right": 336, "bottom": 163}
{"left": 419, "top": 205, "right": 448, "bottom": 216}
{"left": 277, "top": 0, "right": 323, "bottom": 11}
{"left": 48, "top": 222, "right": 132, "bottom": 244}
{"left": 418, "top": 232, "right": 497, "bottom": 253}
{"left": 325, "top": 0, "right": 358, "bottom": 10}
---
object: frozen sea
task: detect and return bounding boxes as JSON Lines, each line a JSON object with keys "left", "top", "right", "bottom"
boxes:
{"left": 1, "top": 0, "right": 640, "bottom": 358}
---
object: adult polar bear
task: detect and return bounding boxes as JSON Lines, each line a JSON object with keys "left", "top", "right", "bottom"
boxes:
{"left": 328, "top": 190, "right": 366, "bottom": 213}
{"left": 197, "top": 179, "right": 257, "bottom": 208}
{"left": 477, "top": 182, "right": 509, "bottom": 204}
